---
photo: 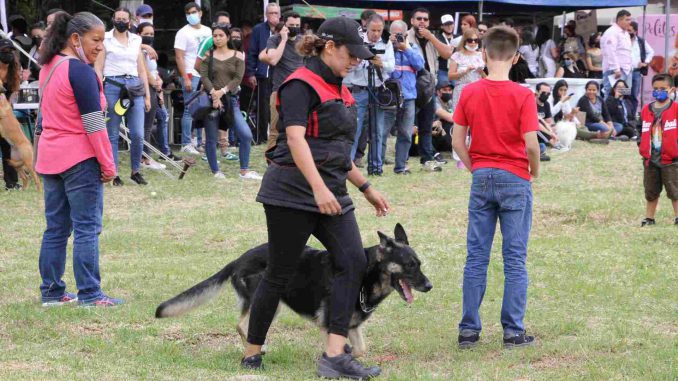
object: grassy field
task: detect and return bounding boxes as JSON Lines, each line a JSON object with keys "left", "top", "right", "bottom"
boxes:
{"left": 0, "top": 142, "right": 676, "bottom": 380}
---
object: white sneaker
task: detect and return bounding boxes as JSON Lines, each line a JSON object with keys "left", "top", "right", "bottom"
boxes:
{"left": 213, "top": 172, "right": 226, "bottom": 179}
{"left": 141, "top": 159, "right": 166, "bottom": 170}
{"left": 181, "top": 145, "right": 200, "bottom": 155}
{"left": 239, "top": 171, "right": 263, "bottom": 180}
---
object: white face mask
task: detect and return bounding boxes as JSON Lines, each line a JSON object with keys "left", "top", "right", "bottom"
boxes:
{"left": 465, "top": 44, "right": 478, "bottom": 52}
{"left": 139, "top": 17, "right": 153, "bottom": 25}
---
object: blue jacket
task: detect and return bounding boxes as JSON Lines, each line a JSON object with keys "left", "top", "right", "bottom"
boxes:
{"left": 247, "top": 21, "right": 272, "bottom": 78}
{"left": 391, "top": 44, "right": 425, "bottom": 100}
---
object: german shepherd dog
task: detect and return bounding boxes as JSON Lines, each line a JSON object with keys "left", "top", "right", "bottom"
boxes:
{"left": 156, "top": 224, "right": 432, "bottom": 356}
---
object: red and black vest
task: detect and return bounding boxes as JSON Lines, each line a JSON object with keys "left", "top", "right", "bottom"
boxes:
{"left": 639, "top": 101, "right": 678, "bottom": 166}
{"left": 257, "top": 62, "right": 358, "bottom": 213}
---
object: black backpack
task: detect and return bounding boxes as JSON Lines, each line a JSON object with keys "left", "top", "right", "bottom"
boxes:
{"left": 415, "top": 69, "right": 435, "bottom": 108}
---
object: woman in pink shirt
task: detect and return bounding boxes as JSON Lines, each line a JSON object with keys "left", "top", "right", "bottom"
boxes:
{"left": 34, "top": 11, "right": 122, "bottom": 307}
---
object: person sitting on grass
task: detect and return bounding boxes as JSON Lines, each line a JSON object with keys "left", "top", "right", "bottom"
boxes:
{"left": 605, "top": 79, "right": 638, "bottom": 140}
{"left": 452, "top": 25, "right": 541, "bottom": 349}
{"left": 551, "top": 79, "right": 609, "bottom": 144}
{"left": 577, "top": 81, "right": 616, "bottom": 139}
{"left": 638, "top": 73, "right": 678, "bottom": 227}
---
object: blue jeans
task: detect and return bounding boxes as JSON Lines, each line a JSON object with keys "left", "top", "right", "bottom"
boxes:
{"left": 612, "top": 122, "right": 624, "bottom": 134}
{"left": 460, "top": 168, "right": 533, "bottom": 335}
{"left": 351, "top": 88, "right": 384, "bottom": 171}
{"left": 39, "top": 158, "right": 104, "bottom": 303}
{"left": 586, "top": 122, "right": 610, "bottom": 132}
{"left": 602, "top": 70, "right": 629, "bottom": 99}
{"left": 155, "top": 105, "right": 170, "bottom": 155}
{"left": 394, "top": 99, "right": 416, "bottom": 173}
{"left": 416, "top": 96, "right": 436, "bottom": 163}
{"left": 181, "top": 75, "right": 202, "bottom": 146}
{"left": 204, "top": 96, "right": 253, "bottom": 172}
{"left": 104, "top": 76, "right": 145, "bottom": 173}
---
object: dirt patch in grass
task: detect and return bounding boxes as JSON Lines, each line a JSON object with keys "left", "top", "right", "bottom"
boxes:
{"left": 529, "top": 354, "right": 582, "bottom": 370}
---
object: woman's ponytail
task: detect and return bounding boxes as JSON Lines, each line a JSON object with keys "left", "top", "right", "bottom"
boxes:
{"left": 295, "top": 34, "right": 329, "bottom": 57}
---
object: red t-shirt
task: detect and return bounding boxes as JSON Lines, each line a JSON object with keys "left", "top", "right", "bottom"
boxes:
{"left": 453, "top": 79, "right": 539, "bottom": 180}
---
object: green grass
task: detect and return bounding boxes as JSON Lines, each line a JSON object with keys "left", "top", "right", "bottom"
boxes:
{"left": 1, "top": 143, "right": 676, "bottom": 380}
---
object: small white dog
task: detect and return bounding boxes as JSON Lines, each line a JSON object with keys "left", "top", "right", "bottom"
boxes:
{"left": 554, "top": 121, "right": 577, "bottom": 151}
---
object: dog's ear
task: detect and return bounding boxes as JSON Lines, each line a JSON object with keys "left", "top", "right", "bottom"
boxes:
{"left": 394, "top": 223, "right": 409, "bottom": 245}
{"left": 377, "top": 231, "right": 390, "bottom": 261}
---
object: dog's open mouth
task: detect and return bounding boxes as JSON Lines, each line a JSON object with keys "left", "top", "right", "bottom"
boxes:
{"left": 397, "top": 279, "right": 414, "bottom": 304}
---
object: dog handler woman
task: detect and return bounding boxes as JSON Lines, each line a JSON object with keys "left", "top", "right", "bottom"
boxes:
{"left": 245, "top": 17, "right": 390, "bottom": 379}
{"left": 34, "top": 11, "right": 122, "bottom": 307}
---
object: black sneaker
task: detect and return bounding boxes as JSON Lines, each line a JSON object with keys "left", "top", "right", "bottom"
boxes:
{"left": 641, "top": 218, "right": 656, "bottom": 227}
{"left": 394, "top": 169, "right": 411, "bottom": 175}
{"left": 112, "top": 177, "right": 124, "bottom": 187}
{"left": 4, "top": 183, "right": 22, "bottom": 191}
{"left": 317, "top": 352, "right": 380, "bottom": 380}
{"left": 343, "top": 345, "right": 380, "bottom": 377}
{"left": 434, "top": 153, "right": 448, "bottom": 164}
{"left": 130, "top": 172, "right": 148, "bottom": 185}
{"left": 241, "top": 354, "right": 263, "bottom": 370}
{"left": 674, "top": 217, "right": 678, "bottom": 226}
{"left": 458, "top": 332, "right": 480, "bottom": 349}
{"left": 354, "top": 158, "right": 365, "bottom": 168}
{"left": 540, "top": 153, "right": 551, "bottom": 162}
{"left": 503, "top": 332, "right": 535, "bottom": 349}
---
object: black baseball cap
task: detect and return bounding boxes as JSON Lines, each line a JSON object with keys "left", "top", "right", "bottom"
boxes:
{"left": 317, "top": 17, "right": 373, "bottom": 60}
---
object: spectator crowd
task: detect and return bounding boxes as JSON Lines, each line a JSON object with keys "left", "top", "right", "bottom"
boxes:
{"left": 1, "top": 4, "right": 677, "bottom": 190}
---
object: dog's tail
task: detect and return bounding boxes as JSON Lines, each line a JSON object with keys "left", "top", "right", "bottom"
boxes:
{"left": 155, "top": 261, "right": 236, "bottom": 318}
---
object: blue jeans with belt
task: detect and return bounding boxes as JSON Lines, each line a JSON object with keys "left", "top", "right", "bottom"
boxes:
{"left": 204, "top": 96, "right": 253, "bottom": 172}
{"left": 104, "top": 76, "right": 145, "bottom": 173}
{"left": 459, "top": 168, "right": 533, "bottom": 336}
{"left": 39, "top": 158, "right": 105, "bottom": 303}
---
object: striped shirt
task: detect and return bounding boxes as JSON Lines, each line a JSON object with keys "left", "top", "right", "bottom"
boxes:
{"left": 36, "top": 55, "right": 115, "bottom": 177}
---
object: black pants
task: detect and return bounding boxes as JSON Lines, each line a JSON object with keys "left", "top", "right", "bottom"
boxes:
{"left": 0, "top": 137, "right": 18, "bottom": 188}
{"left": 415, "top": 97, "right": 436, "bottom": 163}
{"left": 255, "top": 77, "right": 272, "bottom": 144}
{"left": 247, "top": 205, "right": 367, "bottom": 345}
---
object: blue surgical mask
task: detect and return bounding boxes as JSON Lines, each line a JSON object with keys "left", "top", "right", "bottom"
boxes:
{"left": 564, "top": 59, "right": 573, "bottom": 67}
{"left": 653, "top": 89, "right": 669, "bottom": 102}
{"left": 186, "top": 13, "right": 201, "bottom": 26}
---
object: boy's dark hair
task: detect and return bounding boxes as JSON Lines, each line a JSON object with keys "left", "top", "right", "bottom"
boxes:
{"left": 501, "top": 17, "right": 515, "bottom": 27}
{"left": 616, "top": 10, "right": 631, "bottom": 20}
{"left": 136, "top": 22, "right": 153, "bottom": 35}
{"left": 484, "top": 26, "right": 519, "bottom": 61}
{"left": 31, "top": 21, "right": 46, "bottom": 31}
{"left": 185, "top": 2, "right": 201, "bottom": 13}
{"left": 283, "top": 12, "right": 301, "bottom": 23}
{"left": 411, "top": 8, "right": 430, "bottom": 17}
{"left": 652, "top": 73, "right": 674, "bottom": 87}
{"left": 629, "top": 21, "right": 639, "bottom": 33}
{"left": 214, "top": 11, "right": 230, "bottom": 22}
{"left": 478, "top": 21, "right": 490, "bottom": 28}
{"left": 536, "top": 82, "right": 550, "bottom": 93}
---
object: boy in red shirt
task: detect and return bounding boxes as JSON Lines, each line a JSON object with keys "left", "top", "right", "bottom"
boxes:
{"left": 638, "top": 74, "right": 678, "bottom": 226}
{"left": 452, "top": 26, "right": 541, "bottom": 349}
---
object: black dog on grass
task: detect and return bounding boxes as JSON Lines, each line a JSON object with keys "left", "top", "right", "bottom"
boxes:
{"left": 155, "top": 224, "right": 432, "bottom": 356}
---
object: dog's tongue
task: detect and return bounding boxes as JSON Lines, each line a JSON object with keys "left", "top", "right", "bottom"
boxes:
{"left": 399, "top": 279, "right": 414, "bottom": 304}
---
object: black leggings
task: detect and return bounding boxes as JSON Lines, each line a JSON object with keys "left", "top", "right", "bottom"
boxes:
{"left": 247, "top": 204, "right": 367, "bottom": 345}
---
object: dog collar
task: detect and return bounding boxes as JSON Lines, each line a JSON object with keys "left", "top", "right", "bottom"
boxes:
{"left": 359, "top": 286, "right": 376, "bottom": 314}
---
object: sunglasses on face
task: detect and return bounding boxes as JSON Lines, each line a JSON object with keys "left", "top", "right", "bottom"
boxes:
{"left": 467, "top": 38, "right": 480, "bottom": 43}
{"left": 415, "top": 17, "right": 429, "bottom": 22}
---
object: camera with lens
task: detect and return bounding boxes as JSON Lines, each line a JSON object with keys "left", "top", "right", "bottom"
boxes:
{"left": 396, "top": 33, "right": 406, "bottom": 43}
{"left": 368, "top": 44, "right": 385, "bottom": 55}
